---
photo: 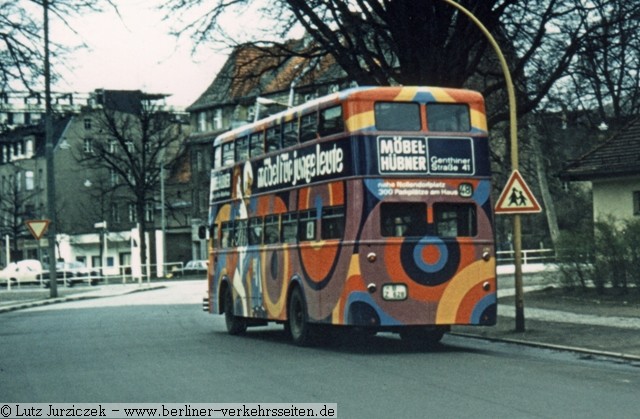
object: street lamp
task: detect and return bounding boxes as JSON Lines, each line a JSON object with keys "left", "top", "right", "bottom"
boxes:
{"left": 440, "top": 0, "right": 525, "bottom": 331}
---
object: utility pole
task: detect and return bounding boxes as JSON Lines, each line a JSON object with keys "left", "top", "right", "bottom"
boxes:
{"left": 44, "top": 0, "right": 58, "bottom": 297}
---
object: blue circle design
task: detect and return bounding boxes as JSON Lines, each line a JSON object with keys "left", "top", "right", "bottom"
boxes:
{"left": 413, "top": 237, "right": 448, "bottom": 273}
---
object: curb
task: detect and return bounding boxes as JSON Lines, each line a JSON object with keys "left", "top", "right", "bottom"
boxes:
{"left": 0, "top": 284, "right": 166, "bottom": 314}
{"left": 451, "top": 331, "right": 640, "bottom": 363}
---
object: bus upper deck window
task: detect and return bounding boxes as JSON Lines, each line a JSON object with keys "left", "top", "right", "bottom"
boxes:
{"left": 266, "top": 126, "right": 281, "bottom": 153}
{"left": 380, "top": 202, "right": 427, "bottom": 237}
{"left": 427, "top": 104, "right": 471, "bottom": 132}
{"left": 236, "top": 136, "right": 249, "bottom": 161}
{"left": 300, "top": 112, "right": 318, "bottom": 142}
{"left": 434, "top": 203, "right": 477, "bottom": 237}
{"left": 375, "top": 102, "right": 421, "bottom": 131}
{"left": 222, "top": 142, "right": 235, "bottom": 166}
{"left": 318, "top": 106, "right": 344, "bottom": 136}
{"left": 283, "top": 120, "right": 299, "bottom": 148}
{"left": 250, "top": 132, "right": 264, "bottom": 157}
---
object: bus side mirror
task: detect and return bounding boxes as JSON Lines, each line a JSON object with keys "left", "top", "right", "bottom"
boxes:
{"left": 198, "top": 225, "right": 208, "bottom": 240}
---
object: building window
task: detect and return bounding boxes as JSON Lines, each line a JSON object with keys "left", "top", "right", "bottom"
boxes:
{"left": 84, "top": 118, "right": 92, "bottom": 130}
{"left": 198, "top": 112, "right": 206, "bottom": 132}
{"left": 634, "top": 191, "right": 640, "bottom": 216}
{"left": 110, "top": 169, "right": 118, "bottom": 187}
{"left": 111, "top": 204, "right": 120, "bottom": 223}
{"left": 145, "top": 202, "right": 154, "bottom": 222}
{"left": 213, "top": 108, "right": 223, "bottom": 130}
{"left": 25, "top": 171, "right": 34, "bottom": 191}
{"left": 128, "top": 204, "right": 136, "bottom": 222}
{"left": 83, "top": 138, "right": 93, "bottom": 153}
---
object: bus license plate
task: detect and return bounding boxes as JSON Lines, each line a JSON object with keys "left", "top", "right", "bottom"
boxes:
{"left": 382, "top": 283, "right": 407, "bottom": 301}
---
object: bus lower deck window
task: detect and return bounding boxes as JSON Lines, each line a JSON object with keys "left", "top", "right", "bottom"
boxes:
{"left": 321, "top": 206, "right": 345, "bottom": 239}
{"left": 380, "top": 202, "right": 427, "bottom": 237}
{"left": 235, "top": 219, "right": 248, "bottom": 246}
{"left": 264, "top": 215, "right": 280, "bottom": 244}
{"left": 374, "top": 102, "right": 421, "bottom": 131}
{"left": 298, "top": 210, "right": 317, "bottom": 241}
{"left": 248, "top": 217, "right": 264, "bottom": 245}
{"left": 434, "top": 203, "right": 477, "bottom": 237}
{"left": 281, "top": 213, "right": 298, "bottom": 244}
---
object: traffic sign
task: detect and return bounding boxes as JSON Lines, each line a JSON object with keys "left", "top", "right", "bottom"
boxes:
{"left": 495, "top": 170, "right": 542, "bottom": 214}
{"left": 26, "top": 219, "right": 50, "bottom": 240}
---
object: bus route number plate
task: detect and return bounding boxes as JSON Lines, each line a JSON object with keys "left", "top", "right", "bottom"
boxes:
{"left": 382, "top": 283, "right": 407, "bottom": 301}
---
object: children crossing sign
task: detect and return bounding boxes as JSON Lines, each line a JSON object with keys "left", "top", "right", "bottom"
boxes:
{"left": 495, "top": 170, "right": 542, "bottom": 214}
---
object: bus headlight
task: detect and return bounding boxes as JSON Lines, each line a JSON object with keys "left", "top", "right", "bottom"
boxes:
{"left": 382, "top": 283, "right": 407, "bottom": 301}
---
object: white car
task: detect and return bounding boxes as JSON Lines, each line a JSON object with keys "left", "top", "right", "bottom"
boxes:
{"left": 0, "top": 260, "right": 43, "bottom": 286}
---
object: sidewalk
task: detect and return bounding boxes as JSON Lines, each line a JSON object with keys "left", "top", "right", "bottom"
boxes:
{"left": 0, "top": 282, "right": 166, "bottom": 313}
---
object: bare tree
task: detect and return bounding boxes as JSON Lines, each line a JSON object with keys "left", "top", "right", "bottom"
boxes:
{"left": 563, "top": 0, "right": 640, "bottom": 125}
{"left": 75, "top": 92, "right": 185, "bottom": 270}
{"left": 0, "top": 164, "right": 37, "bottom": 260}
{"left": 0, "top": 1, "right": 113, "bottom": 90}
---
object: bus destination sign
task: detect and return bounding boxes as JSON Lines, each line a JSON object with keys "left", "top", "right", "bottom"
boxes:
{"left": 377, "top": 136, "right": 475, "bottom": 176}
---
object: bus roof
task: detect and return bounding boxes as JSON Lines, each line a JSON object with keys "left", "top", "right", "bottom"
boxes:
{"left": 213, "top": 86, "right": 484, "bottom": 147}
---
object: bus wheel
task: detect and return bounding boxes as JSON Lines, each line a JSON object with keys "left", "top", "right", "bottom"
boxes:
{"left": 287, "top": 286, "right": 314, "bottom": 346}
{"left": 224, "top": 286, "right": 246, "bottom": 335}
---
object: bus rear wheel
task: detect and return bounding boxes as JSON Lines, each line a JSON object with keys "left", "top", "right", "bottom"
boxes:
{"left": 287, "top": 286, "right": 314, "bottom": 346}
{"left": 224, "top": 285, "right": 247, "bottom": 335}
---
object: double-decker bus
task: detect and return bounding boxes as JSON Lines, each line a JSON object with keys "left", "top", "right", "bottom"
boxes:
{"left": 202, "top": 86, "right": 496, "bottom": 346}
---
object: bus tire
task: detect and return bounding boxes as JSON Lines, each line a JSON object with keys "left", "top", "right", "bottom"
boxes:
{"left": 224, "top": 285, "right": 247, "bottom": 335}
{"left": 287, "top": 286, "right": 314, "bottom": 346}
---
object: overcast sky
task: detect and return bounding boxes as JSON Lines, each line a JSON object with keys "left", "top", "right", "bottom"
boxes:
{"left": 52, "top": 0, "right": 225, "bottom": 108}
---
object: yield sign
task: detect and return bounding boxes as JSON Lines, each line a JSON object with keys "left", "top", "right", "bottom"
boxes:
{"left": 26, "top": 219, "right": 50, "bottom": 240}
{"left": 495, "top": 170, "right": 542, "bottom": 214}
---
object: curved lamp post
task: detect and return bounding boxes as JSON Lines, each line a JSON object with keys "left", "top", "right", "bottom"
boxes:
{"left": 441, "top": 0, "right": 525, "bottom": 331}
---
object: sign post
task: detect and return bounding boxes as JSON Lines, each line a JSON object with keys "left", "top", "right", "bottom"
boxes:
{"left": 495, "top": 170, "right": 543, "bottom": 331}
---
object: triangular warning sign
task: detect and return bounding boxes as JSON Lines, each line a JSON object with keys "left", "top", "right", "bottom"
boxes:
{"left": 26, "top": 219, "right": 50, "bottom": 240}
{"left": 495, "top": 170, "right": 542, "bottom": 214}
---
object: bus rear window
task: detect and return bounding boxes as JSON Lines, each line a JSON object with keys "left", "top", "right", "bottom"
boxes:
{"left": 427, "top": 104, "right": 471, "bottom": 132}
{"left": 434, "top": 203, "right": 477, "bottom": 237}
{"left": 380, "top": 202, "right": 427, "bottom": 237}
{"left": 375, "top": 102, "right": 421, "bottom": 131}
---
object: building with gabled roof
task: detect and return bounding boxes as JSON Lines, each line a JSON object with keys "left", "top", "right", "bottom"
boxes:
{"left": 0, "top": 89, "right": 193, "bottom": 274}
{"left": 185, "top": 40, "right": 352, "bottom": 244}
{"left": 560, "top": 117, "right": 640, "bottom": 222}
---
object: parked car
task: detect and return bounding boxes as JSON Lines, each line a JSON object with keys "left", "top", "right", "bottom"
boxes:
{"left": 172, "top": 260, "right": 208, "bottom": 278}
{"left": 0, "top": 260, "right": 43, "bottom": 287}
{"left": 40, "top": 261, "right": 101, "bottom": 287}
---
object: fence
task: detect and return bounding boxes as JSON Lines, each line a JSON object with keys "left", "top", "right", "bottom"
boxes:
{"left": 496, "top": 248, "right": 557, "bottom": 265}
